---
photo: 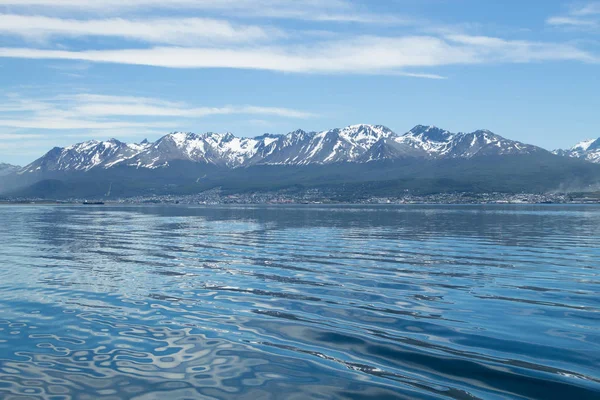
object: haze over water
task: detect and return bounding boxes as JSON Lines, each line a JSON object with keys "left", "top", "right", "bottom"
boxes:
{"left": 0, "top": 204, "right": 598, "bottom": 399}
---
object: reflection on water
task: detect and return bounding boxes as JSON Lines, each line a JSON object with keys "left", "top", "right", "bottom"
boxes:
{"left": 0, "top": 204, "right": 599, "bottom": 399}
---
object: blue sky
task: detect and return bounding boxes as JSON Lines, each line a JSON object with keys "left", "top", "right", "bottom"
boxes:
{"left": 0, "top": 0, "right": 599, "bottom": 166}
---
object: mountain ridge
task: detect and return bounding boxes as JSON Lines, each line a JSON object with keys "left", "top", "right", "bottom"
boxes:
{"left": 4, "top": 124, "right": 600, "bottom": 199}
{"left": 18, "top": 124, "right": 550, "bottom": 174}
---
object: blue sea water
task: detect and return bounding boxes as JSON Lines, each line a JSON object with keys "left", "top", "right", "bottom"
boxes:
{"left": 0, "top": 204, "right": 598, "bottom": 399}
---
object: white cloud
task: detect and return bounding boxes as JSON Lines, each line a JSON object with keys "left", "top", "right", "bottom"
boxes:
{"left": 0, "top": 118, "right": 174, "bottom": 130}
{"left": 445, "top": 34, "right": 597, "bottom": 63}
{"left": 0, "top": 14, "right": 279, "bottom": 45}
{"left": 0, "top": 35, "right": 595, "bottom": 77}
{"left": 73, "top": 103, "right": 314, "bottom": 119}
{"left": 64, "top": 94, "right": 315, "bottom": 119}
{"left": 0, "top": 92, "right": 315, "bottom": 132}
{"left": 0, "top": 2, "right": 592, "bottom": 79}
{"left": 547, "top": 16, "right": 598, "bottom": 27}
{"left": 546, "top": 2, "right": 600, "bottom": 30}
{"left": 0, "top": 0, "right": 401, "bottom": 24}
{"left": 0, "top": 0, "right": 345, "bottom": 10}
{"left": 237, "top": 7, "right": 410, "bottom": 25}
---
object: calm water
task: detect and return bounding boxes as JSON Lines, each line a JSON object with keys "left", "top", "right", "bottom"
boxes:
{"left": 0, "top": 205, "right": 599, "bottom": 400}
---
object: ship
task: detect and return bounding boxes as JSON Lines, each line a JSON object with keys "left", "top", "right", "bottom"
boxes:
{"left": 82, "top": 183, "right": 111, "bottom": 205}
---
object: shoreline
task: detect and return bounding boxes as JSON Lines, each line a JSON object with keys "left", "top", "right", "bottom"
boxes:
{"left": 2, "top": 200, "right": 599, "bottom": 206}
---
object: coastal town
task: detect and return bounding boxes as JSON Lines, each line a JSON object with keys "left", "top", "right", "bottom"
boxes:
{"left": 4, "top": 188, "right": 599, "bottom": 205}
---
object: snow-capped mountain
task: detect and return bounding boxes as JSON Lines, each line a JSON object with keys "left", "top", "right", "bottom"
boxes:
{"left": 395, "top": 125, "right": 542, "bottom": 158}
{"left": 21, "top": 139, "right": 152, "bottom": 173}
{"left": 248, "top": 125, "right": 396, "bottom": 165}
{"left": 554, "top": 138, "right": 600, "bottom": 164}
{"left": 19, "top": 124, "right": 546, "bottom": 174}
{"left": 0, "top": 163, "right": 20, "bottom": 177}
{"left": 119, "top": 132, "right": 263, "bottom": 169}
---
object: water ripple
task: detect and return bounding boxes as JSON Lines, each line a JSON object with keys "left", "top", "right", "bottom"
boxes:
{"left": 0, "top": 204, "right": 599, "bottom": 399}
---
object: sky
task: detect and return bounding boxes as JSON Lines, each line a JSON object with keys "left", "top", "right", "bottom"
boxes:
{"left": 0, "top": 0, "right": 599, "bottom": 166}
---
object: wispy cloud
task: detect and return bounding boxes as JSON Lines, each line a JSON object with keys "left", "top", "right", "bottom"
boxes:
{"left": 0, "top": 0, "right": 346, "bottom": 10}
{"left": 0, "top": 1, "right": 594, "bottom": 79}
{"left": 445, "top": 34, "right": 597, "bottom": 63}
{"left": 0, "top": 34, "right": 595, "bottom": 78}
{"left": 68, "top": 94, "right": 315, "bottom": 119}
{"left": 547, "top": 16, "right": 598, "bottom": 27}
{"left": 0, "top": 14, "right": 280, "bottom": 45}
{"left": 547, "top": 2, "right": 600, "bottom": 30}
{"left": 0, "top": 133, "right": 46, "bottom": 140}
{"left": 0, "top": 92, "right": 316, "bottom": 161}
{"left": 0, "top": 0, "right": 403, "bottom": 24}
{"left": 0, "top": 93, "right": 315, "bottom": 131}
{"left": 571, "top": 2, "right": 600, "bottom": 16}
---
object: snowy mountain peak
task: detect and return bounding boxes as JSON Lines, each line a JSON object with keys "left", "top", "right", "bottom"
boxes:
{"left": 554, "top": 137, "right": 600, "bottom": 164}
{"left": 199, "top": 131, "right": 235, "bottom": 141}
{"left": 64, "top": 139, "right": 97, "bottom": 151}
{"left": 345, "top": 124, "right": 393, "bottom": 133}
{"left": 285, "top": 129, "right": 312, "bottom": 139}
{"left": 222, "top": 132, "right": 236, "bottom": 141}
{"left": 572, "top": 138, "right": 600, "bottom": 152}
{"left": 339, "top": 124, "right": 394, "bottom": 141}
{"left": 164, "top": 131, "right": 197, "bottom": 146}
{"left": 406, "top": 125, "right": 453, "bottom": 142}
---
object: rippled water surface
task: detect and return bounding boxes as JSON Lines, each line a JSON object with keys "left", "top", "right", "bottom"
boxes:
{"left": 0, "top": 204, "right": 599, "bottom": 399}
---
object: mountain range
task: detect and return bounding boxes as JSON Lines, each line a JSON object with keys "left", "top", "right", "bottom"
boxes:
{"left": 19, "top": 124, "right": 545, "bottom": 172}
{"left": 2, "top": 124, "right": 600, "bottom": 199}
